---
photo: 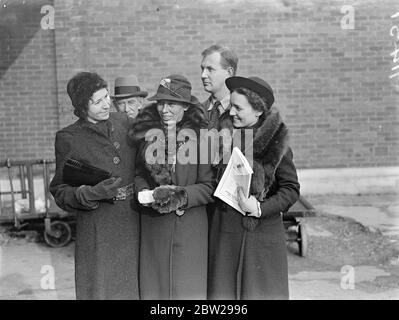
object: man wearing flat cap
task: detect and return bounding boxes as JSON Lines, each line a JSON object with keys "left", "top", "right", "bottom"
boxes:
{"left": 112, "top": 75, "right": 148, "bottom": 118}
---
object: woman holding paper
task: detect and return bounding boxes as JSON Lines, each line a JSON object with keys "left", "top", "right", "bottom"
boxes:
{"left": 129, "top": 74, "right": 214, "bottom": 299}
{"left": 208, "top": 76, "right": 300, "bottom": 300}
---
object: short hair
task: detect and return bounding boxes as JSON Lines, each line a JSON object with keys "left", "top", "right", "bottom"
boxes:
{"left": 67, "top": 72, "right": 107, "bottom": 119}
{"left": 201, "top": 44, "right": 238, "bottom": 75}
{"left": 232, "top": 87, "right": 270, "bottom": 115}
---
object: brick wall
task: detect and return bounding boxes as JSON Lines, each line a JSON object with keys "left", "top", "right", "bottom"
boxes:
{"left": 0, "top": 0, "right": 58, "bottom": 161}
{"left": 1, "top": 0, "right": 398, "bottom": 169}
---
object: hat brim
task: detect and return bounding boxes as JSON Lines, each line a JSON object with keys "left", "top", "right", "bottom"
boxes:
{"left": 226, "top": 76, "right": 274, "bottom": 106}
{"left": 112, "top": 91, "right": 148, "bottom": 99}
{"left": 147, "top": 93, "right": 199, "bottom": 106}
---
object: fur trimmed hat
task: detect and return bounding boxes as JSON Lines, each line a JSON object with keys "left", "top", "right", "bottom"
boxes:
{"left": 67, "top": 72, "right": 108, "bottom": 119}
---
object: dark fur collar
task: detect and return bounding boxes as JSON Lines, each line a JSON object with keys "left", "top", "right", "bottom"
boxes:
{"left": 217, "top": 107, "right": 289, "bottom": 230}
{"left": 218, "top": 107, "right": 288, "bottom": 162}
{"left": 128, "top": 102, "right": 208, "bottom": 143}
{"left": 128, "top": 103, "right": 208, "bottom": 186}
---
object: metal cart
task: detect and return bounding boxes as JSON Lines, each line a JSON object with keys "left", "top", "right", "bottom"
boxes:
{"left": 0, "top": 158, "right": 75, "bottom": 247}
{"left": 284, "top": 195, "right": 316, "bottom": 257}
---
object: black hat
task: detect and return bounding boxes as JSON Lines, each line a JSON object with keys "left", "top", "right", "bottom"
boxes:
{"left": 226, "top": 76, "right": 274, "bottom": 107}
{"left": 112, "top": 75, "right": 148, "bottom": 99}
{"left": 147, "top": 74, "right": 199, "bottom": 105}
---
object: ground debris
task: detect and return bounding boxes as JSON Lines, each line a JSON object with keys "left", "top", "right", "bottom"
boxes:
{"left": 300, "top": 212, "right": 399, "bottom": 267}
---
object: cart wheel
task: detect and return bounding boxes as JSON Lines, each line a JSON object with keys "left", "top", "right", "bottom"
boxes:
{"left": 298, "top": 223, "right": 308, "bottom": 257}
{"left": 44, "top": 221, "right": 72, "bottom": 248}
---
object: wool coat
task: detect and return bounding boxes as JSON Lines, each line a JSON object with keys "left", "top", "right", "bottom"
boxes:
{"left": 49, "top": 112, "right": 139, "bottom": 300}
{"left": 208, "top": 108, "right": 300, "bottom": 300}
{"left": 129, "top": 103, "right": 215, "bottom": 300}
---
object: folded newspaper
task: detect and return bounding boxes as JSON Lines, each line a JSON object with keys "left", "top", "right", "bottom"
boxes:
{"left": 214, "top": 147, "right": 253, "bottom": 215}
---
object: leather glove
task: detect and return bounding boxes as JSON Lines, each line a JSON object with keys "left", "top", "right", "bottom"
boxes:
{"left": 75, "top": 177, "right": 123, "bottom": 209}
{"left": 237, "top": 187, "right": 261, "bottom": 218}
{"left": 151, "top": 185, "right": 188, "bottom": 214}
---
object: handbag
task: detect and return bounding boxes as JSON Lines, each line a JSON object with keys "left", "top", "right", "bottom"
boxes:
{"left": 63, "top": 158, "right": 112, "bottom": 187}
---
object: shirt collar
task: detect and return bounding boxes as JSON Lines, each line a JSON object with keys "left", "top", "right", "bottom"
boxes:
{"left": 207, "top": 94, "right": 230, "bottom": 112}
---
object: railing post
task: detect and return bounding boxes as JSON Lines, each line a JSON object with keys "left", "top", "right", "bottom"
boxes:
{"left": 27, "top": 164, "right": 36, "bottom": 215}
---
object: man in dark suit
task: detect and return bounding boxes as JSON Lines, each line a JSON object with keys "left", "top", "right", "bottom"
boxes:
{"left": 200, "top": 45, "right": 239, "bottom": 129}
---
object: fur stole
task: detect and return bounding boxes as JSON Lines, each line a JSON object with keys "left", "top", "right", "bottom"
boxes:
{"left": 216, "top": 107, "right": 289, "bottom": 231}
{"left": 128, "top": 102, "right": 208, "bottom": 186}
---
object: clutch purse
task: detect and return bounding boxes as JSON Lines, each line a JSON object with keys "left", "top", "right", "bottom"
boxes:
{"left": 63, "top": 158, "right": 112, "bottom": 187}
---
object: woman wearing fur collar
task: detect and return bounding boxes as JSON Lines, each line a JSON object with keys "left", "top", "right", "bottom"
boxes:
{"left": 208, "top": 76, "right": 300, "bottom": 300}
{"left": 129, "top": 74, "right": 215, "bottom": 299}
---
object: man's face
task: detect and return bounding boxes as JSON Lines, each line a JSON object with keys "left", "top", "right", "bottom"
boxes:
{"left": 116, "top": 96, "right": 144, "bottom": 118}
{"left": 201, "top": 52, "right": 232, "bottom": 96}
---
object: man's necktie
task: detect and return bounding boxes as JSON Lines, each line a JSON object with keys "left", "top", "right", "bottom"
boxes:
{"left": 209, "top": 101, "right": 221, "bottom": 129}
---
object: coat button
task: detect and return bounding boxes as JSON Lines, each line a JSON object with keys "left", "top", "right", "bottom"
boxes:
{"left": 114, "top": 142, "right": 120, "bottom": 149}
{"left": 113, "top": 156, "right": 121, "bottom": 165}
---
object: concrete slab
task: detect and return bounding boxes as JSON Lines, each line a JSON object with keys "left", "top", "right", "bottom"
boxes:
{"left": 289, "top": 266, "right": 399, "bottom": 300}
{"left": 0, "top": 240, "right": 75, "bottom": 300}
{"left": 315, "top": 205, "right": 399, "bottom": 236}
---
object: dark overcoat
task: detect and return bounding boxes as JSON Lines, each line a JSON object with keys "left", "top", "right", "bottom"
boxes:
{"left": 129, "top": 103, "right": 215, "bottom": 300}
{"left": 49, "top": 112, "right": 139, "bottom": 300}
{"left": 208, "top": 108, "right": 300, "bottom": 300}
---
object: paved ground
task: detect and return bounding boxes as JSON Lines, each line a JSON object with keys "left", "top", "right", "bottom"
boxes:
{"left": 288, "top": 193, "right": 399, "bottom": 300}
{"left": 0, "top": 193, "right": 398, "bottom": 300}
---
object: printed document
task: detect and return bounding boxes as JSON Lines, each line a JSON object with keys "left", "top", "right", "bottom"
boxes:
{"left": 214, "top": 147, "right": 253, "bottom": 215}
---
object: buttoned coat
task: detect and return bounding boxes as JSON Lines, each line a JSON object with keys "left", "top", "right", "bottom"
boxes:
{"left": 49, "top": 112, "right": 139, "bottom": 300}
{"left": 208, "top": 108, "right": 300, "bottom": 300}
{"left": 129, "top": 103, "right": 215, "bottom": 300}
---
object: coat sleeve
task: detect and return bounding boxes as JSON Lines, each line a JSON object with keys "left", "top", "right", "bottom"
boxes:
{"left": 49, "top": 131, "right": 96, "bottom": 212}
{"left": 259, "top": 148, "right": 300, "bottom": 218}
{"left": 184, "top": 163, "right": 215, "bottom": 209}
{"left": 133, "top": 142, "right": 151, "bottom": 193}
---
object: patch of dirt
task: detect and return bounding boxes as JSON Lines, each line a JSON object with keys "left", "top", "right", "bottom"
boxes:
{"left": 0, "top": 226, "right": 41, "bottom": 246}
{"left": 300, "top": 212, "right": 399, "bottom": 267}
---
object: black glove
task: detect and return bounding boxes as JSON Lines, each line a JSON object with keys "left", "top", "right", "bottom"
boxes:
{"left": 151, "top": 185, "right": 188, "bottom": 214}
{"left": 75, "top": 177, "right": 123, "bottom": 209}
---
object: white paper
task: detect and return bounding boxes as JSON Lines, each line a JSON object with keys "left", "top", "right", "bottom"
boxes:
{"left": 138, "top": 190, "right": 155, "bottom": 204}
{"left": 214, "top": 147, "right": 253, "bottom": 215}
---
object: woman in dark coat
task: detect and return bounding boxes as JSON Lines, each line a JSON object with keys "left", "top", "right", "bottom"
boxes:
{"left": 49, "top": 72, "right": 139, "bottom": 300}
{"left": 129, "top": 74, "right": 214, "bottom": 300}
{"left": 208, "top": 76, "right": 300, "bottom": 300}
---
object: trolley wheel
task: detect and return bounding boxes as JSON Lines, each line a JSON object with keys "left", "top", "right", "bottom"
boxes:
{"left": 298, "top": 223, "right": 308, "bottom": 257}
{"left": 44, "top": 221, "right": 72, "bottom": 248}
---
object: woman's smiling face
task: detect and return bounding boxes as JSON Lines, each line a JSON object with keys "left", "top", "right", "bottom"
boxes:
{"left": 157, "top": 100, "right": 187, "bottom": 126}
{"left": 86, "top": 88, "right": 111, "bottom": 123}
{"left": 229, "top": 91, "right": 263, "bottom": 128}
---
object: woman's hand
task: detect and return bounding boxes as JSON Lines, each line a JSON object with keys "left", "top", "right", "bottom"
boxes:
{"left": 237, "top": 187, "right": 261, "bottom": 218}
{"left": 152, "top": 185, "right": 188, "bottom": 214}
